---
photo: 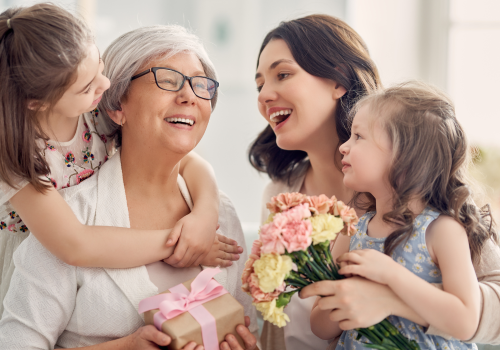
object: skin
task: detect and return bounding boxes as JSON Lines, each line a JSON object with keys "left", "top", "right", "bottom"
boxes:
{"left": 255, "top": 38, "right": 351, "bottom": 203}
{"left": 305, "top": 104, "right": 481, "bottom": 341}
{"left": 10, "top": 43, "right": 239, "bottom": 269}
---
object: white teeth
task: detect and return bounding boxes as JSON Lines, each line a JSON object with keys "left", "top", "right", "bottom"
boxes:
{"left": 269, "top": 109, "right": 292, "bottom": 122}
{"left": 165, "top": 117, "right": 194, "bottom": 125}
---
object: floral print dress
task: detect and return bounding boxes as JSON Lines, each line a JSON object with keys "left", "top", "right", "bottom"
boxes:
{"left": 337, "top": 208, "right": 477, "bottom": 350}
{"left": 0, "top": 109, "right": 113, "bottom": 315}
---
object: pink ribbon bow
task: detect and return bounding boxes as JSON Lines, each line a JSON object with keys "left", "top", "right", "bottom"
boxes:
{"left": 139, "top": 268, "right": 228, "bottom": 350}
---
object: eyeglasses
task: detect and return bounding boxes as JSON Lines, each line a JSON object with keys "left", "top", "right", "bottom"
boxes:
{"left": 131, "top": 67, "right": 219, "bottom": 100}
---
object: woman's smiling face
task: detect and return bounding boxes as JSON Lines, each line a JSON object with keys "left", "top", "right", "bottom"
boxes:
{"left": 120, "top": 51, "right": 212, "bottom": 157}
{"left": 255, "top": 39, "right": 344, "bottom": 152}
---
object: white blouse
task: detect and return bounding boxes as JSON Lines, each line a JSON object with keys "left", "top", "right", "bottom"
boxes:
{"left": 0, "top": 151, "right": 257, "bottom": 349}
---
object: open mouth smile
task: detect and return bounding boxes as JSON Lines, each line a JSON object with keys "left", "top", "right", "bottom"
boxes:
{"left": 164, "top": 117, "right": 195, "bottom": 126}
{"left": 270, "top": 109, "right": 292, "bottom": 126}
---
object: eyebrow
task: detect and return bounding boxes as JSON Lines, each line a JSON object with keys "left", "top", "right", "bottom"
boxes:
{"left": 255, "top": 58, "right": 295, "bottom": 80}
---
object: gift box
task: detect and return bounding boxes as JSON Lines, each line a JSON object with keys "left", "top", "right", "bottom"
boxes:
{"left": 139, "top": 268, "right": 245, "bottom": 350}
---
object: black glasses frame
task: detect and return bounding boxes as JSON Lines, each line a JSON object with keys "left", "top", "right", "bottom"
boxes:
{"left": 130, "top": 67, "right": 219, "bottom": 100}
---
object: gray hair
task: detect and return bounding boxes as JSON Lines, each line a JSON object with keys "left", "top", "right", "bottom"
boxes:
{"left": 98, "top": 25, "right": 218, "bottom": 143}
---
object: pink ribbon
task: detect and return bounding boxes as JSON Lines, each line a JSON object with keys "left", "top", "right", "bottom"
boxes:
{"left": 139, "top": 268, "right": 228, "bottom": 350}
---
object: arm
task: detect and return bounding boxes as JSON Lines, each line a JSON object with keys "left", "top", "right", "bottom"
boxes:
{"left": 338, "top": 216, "right": 481, "bottom": 340}
{"left": 164, "top": 152, "right": 221, "bottom": 267}
{"left": 426, "top": 237, "right": 500, "bottom": 344}
{"left": 9, "top": 184, "right": 174, "bottom": 268}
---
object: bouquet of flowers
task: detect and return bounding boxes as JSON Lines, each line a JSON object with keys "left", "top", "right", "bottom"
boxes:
{"left": 241, "top": 193, "right": 420, "bottom": 350}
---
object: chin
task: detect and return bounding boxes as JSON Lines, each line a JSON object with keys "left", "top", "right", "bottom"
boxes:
{"left": 275, "top": 135, "right": 305, "bottom": 151}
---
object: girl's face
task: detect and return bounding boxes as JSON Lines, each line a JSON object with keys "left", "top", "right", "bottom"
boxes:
{"left": 51, "top": 44, "right": 110, "bottom": 119}
{"left": 255, "top": 39, "right": 345, "bottom": 152}
{"left": 339, "top": 104, "right": 393, "bottom": 195}
{"left": 120, "top": 51, "right": 212, "bottom": 157}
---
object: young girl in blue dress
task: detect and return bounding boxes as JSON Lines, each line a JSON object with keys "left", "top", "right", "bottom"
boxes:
{"left": 308, "top": 81, "right": 498, "bottom": 349}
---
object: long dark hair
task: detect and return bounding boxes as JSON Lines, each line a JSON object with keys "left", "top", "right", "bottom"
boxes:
{"left": 0, "top": 3, "right": 92, "bottom": 192}
{"left": 248, "top": 14, "right": 381, "bottom": 184}
{"left": 353, "top": 81, "right": 498, "bottom": 263}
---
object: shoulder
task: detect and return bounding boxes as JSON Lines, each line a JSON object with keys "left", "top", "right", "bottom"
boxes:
{"left": 426, "top": 214, "right": 468, "bottom": 260}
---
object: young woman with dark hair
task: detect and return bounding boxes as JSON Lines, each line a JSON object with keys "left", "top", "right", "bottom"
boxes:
{"left": 250, "top": 14, "right": 500, "bottom": 350}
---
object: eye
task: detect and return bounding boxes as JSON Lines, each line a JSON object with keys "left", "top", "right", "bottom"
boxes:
{"left": 277, "top": 73, "right": 289, "bottom": 80}
{"left": 256, "top": 84, "right": 263, "bottom": 93}
{"left": 354, "top": 133, "right": 362, "bottom": 140}
{"left": 83, "top": 85, "right": 92, "bottom": 94}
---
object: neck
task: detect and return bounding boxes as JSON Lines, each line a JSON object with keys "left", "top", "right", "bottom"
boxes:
{"left": 41, "top": 111, "right": 80, "bottom": 142}
{"left": 302, "top": 147, "right": 353, "bottom": 204}
{"left": 120, "top": 137, "right": 182, "bottom": 196}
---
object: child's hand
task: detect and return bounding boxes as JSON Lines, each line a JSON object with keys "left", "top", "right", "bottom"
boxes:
{"left": 164, "top": 211, "right": 217, "bottom": 268}
{"left": 200, "top": 233, "right": 243, "bottom": 267}
{"left": 337, "top": 249, "right": 399, "bottom": 285}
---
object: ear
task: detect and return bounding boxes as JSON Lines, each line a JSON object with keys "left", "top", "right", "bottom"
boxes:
{"left": 107, "top": 108, "right": 126, "bottom": 126}
{"left": 27, "top": 100, "right": 48, "bottom": 112}
{"left": 333, "top": 83, "right": 347, "bottom": 100}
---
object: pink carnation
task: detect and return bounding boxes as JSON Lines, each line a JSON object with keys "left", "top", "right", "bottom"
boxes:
{"left": 328, "top": 198, "right": 359, "bottom": 236}
{"left": 266, "top": 192, "right": 307, "bottom": 214}
{"left": 283, "top": 203, "right": 311, "bottom": 221}
{"left": 251, "top": 240, "right": 262, "bottom": 256}
{"left": 241, "top": 254, "right": 258, "bottom": 294}
{"left": 306, "top": 194, "right": 333, "bottom": 214}
{"left": 260, "top": 216, "right": 287, "bottom": 255}
{"left": 281, "top": 219, "right": 312, "bottom": 253}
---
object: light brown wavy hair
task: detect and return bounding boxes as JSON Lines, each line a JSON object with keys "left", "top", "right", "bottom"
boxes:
{"left": 0, "top": 3, "right": 92, "bottom": 192}
{"left": 352, "top": 81, "right": 498, "bottom": 264}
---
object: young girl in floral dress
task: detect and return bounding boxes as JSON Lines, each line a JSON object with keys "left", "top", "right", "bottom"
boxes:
{"left": 307, "top": 81, "right": 498, "bottom": 349}
{"left": 0, "top": 3, "right": 239, "bottom": 315}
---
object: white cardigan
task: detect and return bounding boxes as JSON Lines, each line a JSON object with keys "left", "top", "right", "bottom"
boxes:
{"left": 0, "top": 152, "right": 257, "bottom": 349}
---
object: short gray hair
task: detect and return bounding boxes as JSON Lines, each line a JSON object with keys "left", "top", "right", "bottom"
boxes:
{"left": 98, "top": 25, "right": 218, "bottom": 142}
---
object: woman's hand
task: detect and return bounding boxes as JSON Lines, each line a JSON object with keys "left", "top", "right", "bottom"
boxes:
{"left": 300, "top": 277, "right": 422, "bottom": 330}
{"left": 220, "top": 316, "right": 257, "bottom": 350}
{"left": 124, "top": 325, "right": 172, "bottom": 350}
{"left": 200, "top": 233, "right": 242, "bottom": 267}
{"left": 337, "top": 249, "right": 399, "bottom": 284}
{"left": 164, "top": 211, "right": 218, "bottom": 268}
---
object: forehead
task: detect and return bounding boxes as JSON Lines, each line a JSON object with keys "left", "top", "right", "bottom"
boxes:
{"left": 146, "top": 51, "right": 205, "bottom": 74}
{"left": 257, "top": 39, "right": 295, "bottom": 72}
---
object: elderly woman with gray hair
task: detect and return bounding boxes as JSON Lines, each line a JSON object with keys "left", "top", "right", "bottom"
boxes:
{"left": 0, "top": 25, "right": 258, "bottom": 350}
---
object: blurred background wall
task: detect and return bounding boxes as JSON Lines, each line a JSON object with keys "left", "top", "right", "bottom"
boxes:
{"left": 2, "top": 0, "right": 500, "bottom": 274}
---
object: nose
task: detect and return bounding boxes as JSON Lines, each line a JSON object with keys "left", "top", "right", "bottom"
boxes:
{"left": 339, "top": 140, "right": 349, "bottom": 155}
{"left": 176, "top": 80, "right": 197, "bottom": 105}
{"left": 96, "top": 74, "right": 110, "bottom": 94}
{"left": 257, "top": 82, "right": 278, "bottom": 106}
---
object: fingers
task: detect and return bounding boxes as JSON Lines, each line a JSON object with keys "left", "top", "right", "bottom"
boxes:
{"left": 336, "top": 251, "right": 363, "bottom": 265}
{"left": 164, "top": 239, "right": 190, "bottom": 267}
{"left": 167, "top": 223, "right": 183, "bottom": 247}
{"left": 216, "top": 234, "right": 238, "bottom": 246}
{"left": 299, "top": 280, "right": 338, "bottom": 299}
{"left": 139, "top": 325, "right": 171, "bottom": 346}
{"left": 182, "top": 341, "right": 204, "bottom": 350}
{"left": 244, "top": 316, "right": 250, "bottom": 327}
{"left": 236, "top": 324, "right": 257, "bottom": 349}
{"left": 338, "top": 264, "right": 364, "bottom": 277}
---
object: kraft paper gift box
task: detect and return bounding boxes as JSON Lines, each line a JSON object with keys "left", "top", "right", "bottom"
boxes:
{"left": 139, "top": 268, "right": 245, "bottom": 350}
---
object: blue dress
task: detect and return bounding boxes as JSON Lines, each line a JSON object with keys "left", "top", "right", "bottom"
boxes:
{"left": 337, "top": 208, "right": 477, "bottom": 350}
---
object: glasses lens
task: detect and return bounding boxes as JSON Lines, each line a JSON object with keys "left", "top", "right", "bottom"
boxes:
{"left": 155, "top": 69, "right": 183, "bottom": 91}
{"left": 192, "top": 77, "right": 217, "bottom": 99}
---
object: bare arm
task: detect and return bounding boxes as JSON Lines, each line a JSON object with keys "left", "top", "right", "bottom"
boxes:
{"left": 338, "top": 216, "right": 481, "bottom": 340}
{"left": 164, "top": 151, "right": 222, "bottom": 267}
{"left": 9, "top": 184, "right": 174, "bottom": 268}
